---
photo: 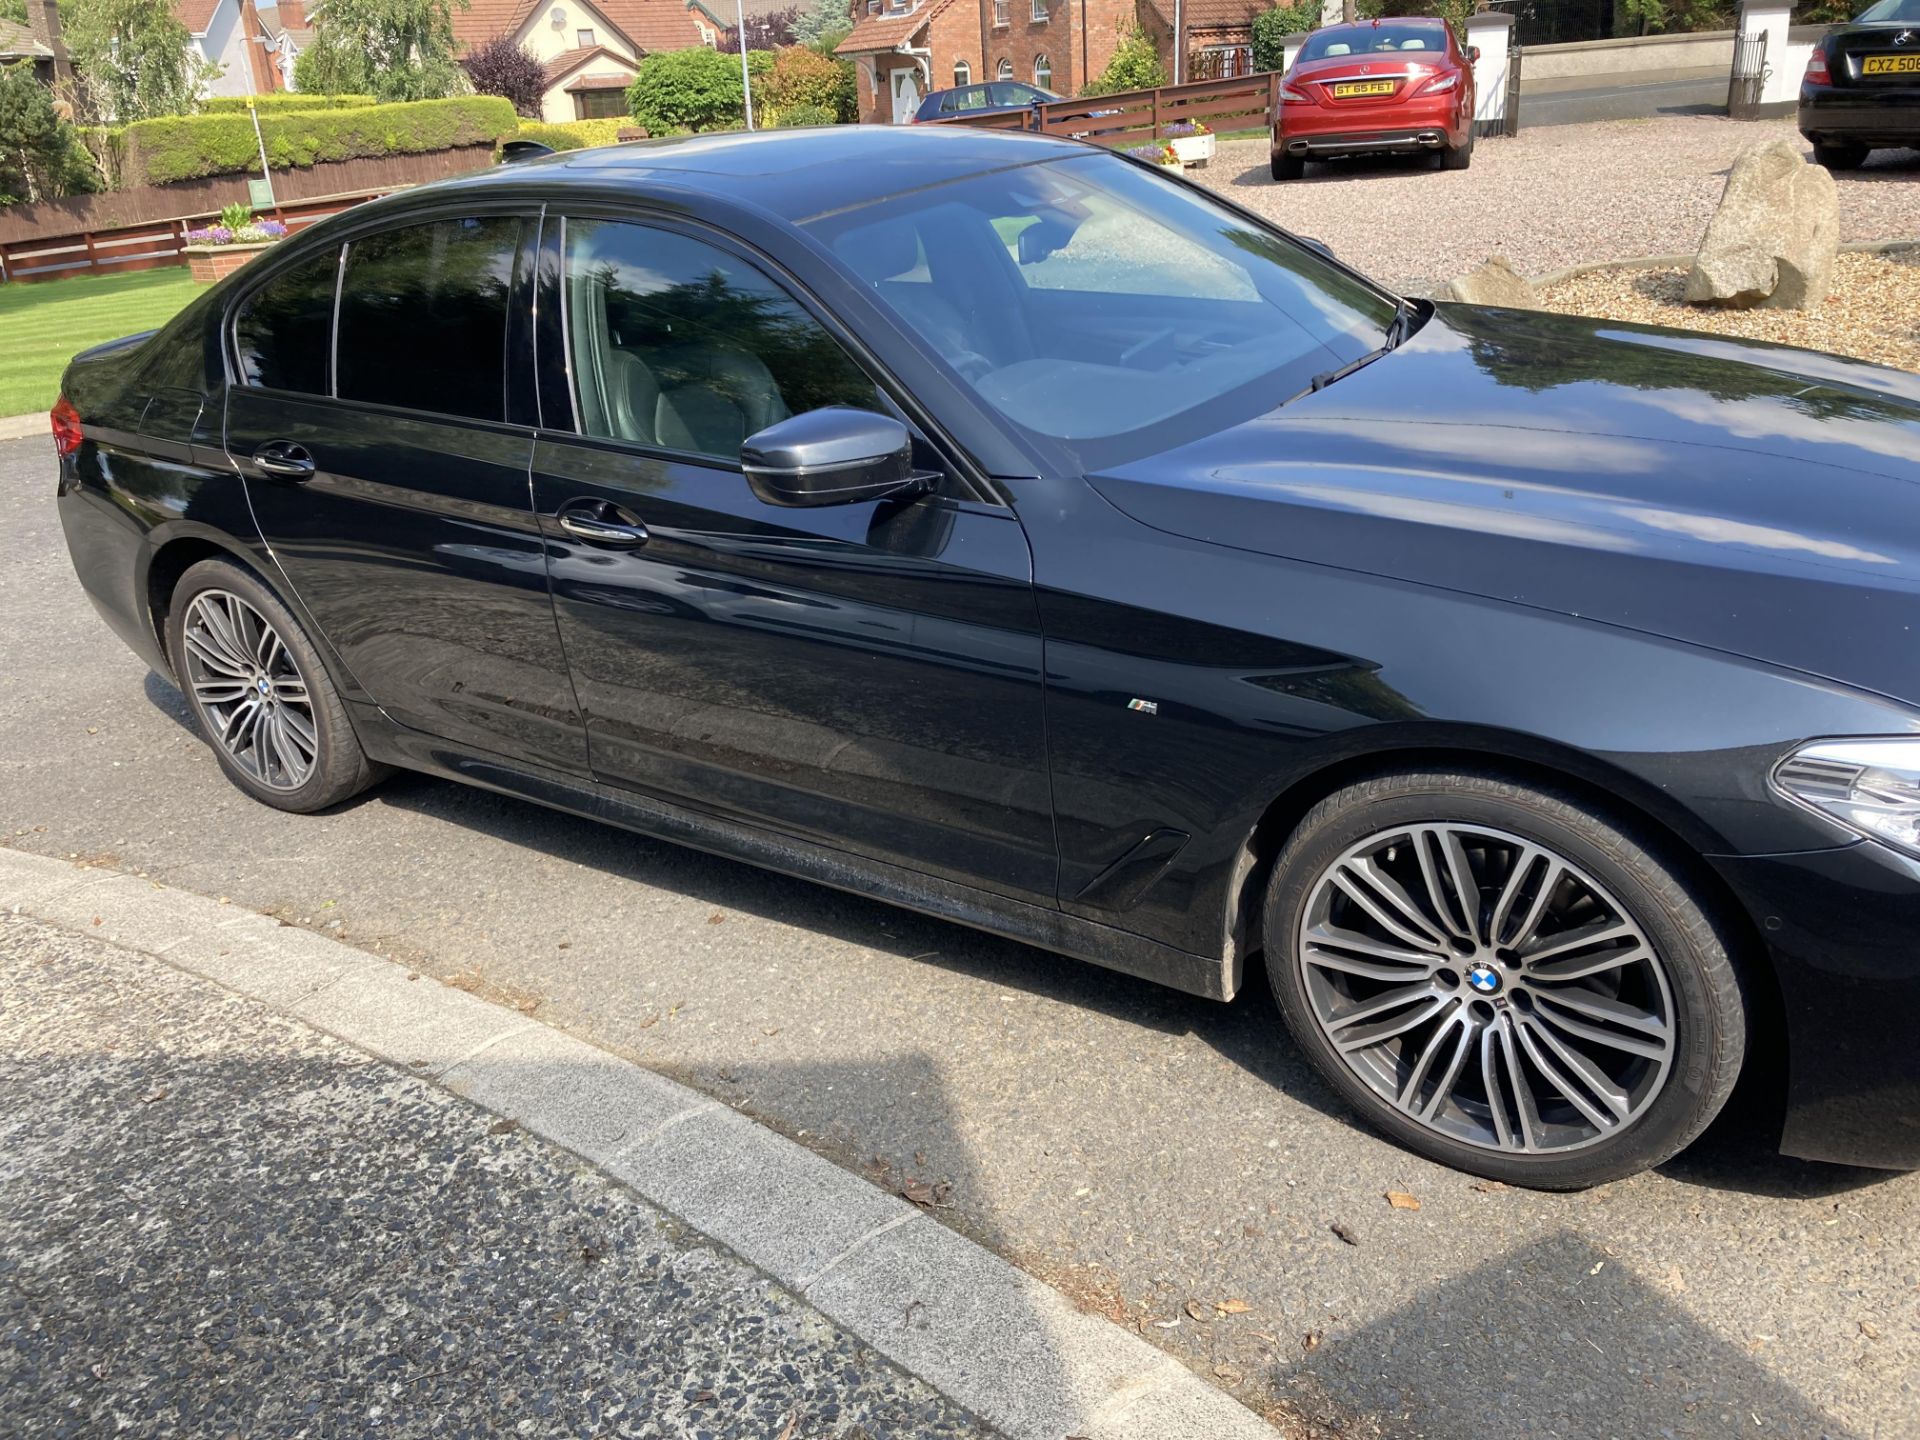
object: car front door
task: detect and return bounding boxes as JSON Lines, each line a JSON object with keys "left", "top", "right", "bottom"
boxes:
{"left": 225, "top": 210, "right": 587, "bottom": 775}
{"left": 528, "top": 213, "right": 1055, "bottom": 903}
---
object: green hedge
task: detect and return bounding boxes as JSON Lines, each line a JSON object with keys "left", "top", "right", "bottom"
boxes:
{"left": 513, "top": 118, "right": 630, "bottom": 152}
{"left": 124, "top": 96, "right": 519, "bottom": 184}
{"left": 197, "top": 93, "right": 378, "bottom": 114}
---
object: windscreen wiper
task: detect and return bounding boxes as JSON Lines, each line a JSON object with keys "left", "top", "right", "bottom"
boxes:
{"left": 1288, "top": 298, "right": 1424, "bottom": 404}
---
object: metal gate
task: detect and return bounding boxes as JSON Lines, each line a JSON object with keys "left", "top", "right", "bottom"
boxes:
{"left": 1728, "top": 31, "right": 1768, "bottom": 120}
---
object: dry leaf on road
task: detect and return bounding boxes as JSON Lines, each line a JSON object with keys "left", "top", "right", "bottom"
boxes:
{"left": 1386, "top": 1191, "right": 1421, "bottom": 1211}
{"left": 1215, "top": 1298, "right": 1252, "bottom": 1315}
{"left": 1184, "top": 1299, "right": 1207, "bottom": 1321}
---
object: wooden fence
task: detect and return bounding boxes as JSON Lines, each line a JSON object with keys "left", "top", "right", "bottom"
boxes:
{"left": 926, "top": 72, "right": 1279, "bottom": 150}
{"left": 0, "top": 189, "right": 394, "bottom": 283}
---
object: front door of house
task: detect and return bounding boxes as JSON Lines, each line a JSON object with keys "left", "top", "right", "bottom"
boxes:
{"left": 890, "top": 66, "right": 921, "bottom": 123}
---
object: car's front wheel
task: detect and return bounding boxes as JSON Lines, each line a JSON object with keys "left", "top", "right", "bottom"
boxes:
{"left": 165, "top": 557, "right": 384, "bottom": 813}
{"left": 1263, "top": 770, "right": 1746, "bottom": 1188}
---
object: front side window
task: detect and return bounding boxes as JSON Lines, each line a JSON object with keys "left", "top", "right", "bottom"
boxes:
{"left": 561, "top": 218, "right": 877, "bottom": 462}
{"left": 234, "top": 247, "right": 338, "bottom": 395}
{"left": 335, "top": 216, "right": 519, "bottom": 422}
{"left": 809, "top": 151, "right": 1393, "bottom": 469}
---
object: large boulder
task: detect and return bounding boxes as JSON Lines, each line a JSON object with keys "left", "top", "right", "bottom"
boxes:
{"left": 1443, "top": 256, "right": 1536, "bottom": 308}
{"left": 1684, "top": 140, "right": 1839, "bottom": 310}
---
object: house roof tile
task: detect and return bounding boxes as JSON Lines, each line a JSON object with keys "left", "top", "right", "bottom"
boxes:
{"left": 454, "top": 0, "right": 706, "bottom": 55}
{"left": 834, "top": 0, "right": 956, "bottom": 56}
{"left": 0, "top": 16, "right": 54, "bottom": 56}
{"left": 172, "top": 0, "right": 224, "bottom": 36}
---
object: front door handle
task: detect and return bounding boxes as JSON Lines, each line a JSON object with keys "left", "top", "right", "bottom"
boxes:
{"left": 252, "top": 441, "right": 315, "bottom": 480}
{"left": 556, "top": 499, "right": 650, "bottom": 548}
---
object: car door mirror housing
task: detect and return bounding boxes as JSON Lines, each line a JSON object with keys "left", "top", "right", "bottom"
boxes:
{"left": 742, "top": 408, "right": 926, "bottom": 509}
{"left": 1297, "top": 235, "right": 1337, "bottom": 262}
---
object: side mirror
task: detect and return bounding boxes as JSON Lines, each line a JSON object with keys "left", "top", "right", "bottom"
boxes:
{"left": 1469, "top": 45, "right": 1480, "bottom": 62}
{"left": 1297, "top": 235, "right": 1337, "bottom": 262}
{"left": 742, "top": 408, "right": 927, "bottom": 509}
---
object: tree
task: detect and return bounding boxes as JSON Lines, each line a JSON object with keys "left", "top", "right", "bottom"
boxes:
{"left": 462, "top": 35, "right": 544, "bottom": 117}
{"left": 1251, "top": 2, "right": 1319, "bottom": 73}
{"left": 64, "top": 0, "right": 212, "bottom": 123}
{"left": 761, "top": 43, "right": 852, "bottom": 123}
{"left": 626, "top": 46, "right": 754, "bottom": 133}
{"left": 297, "top": 0, "right": 468, "bottom": 101}
{"left": 1081, "top": 25, "right": 1165, "bottom": 97}
{"left": 0, "top": 58, "right": 96, "bottom": 202}
{"left": 722, "top": 3, "right": 802, "bottom": 50}
{"left": 792, "top": 0, "right": 853, "bottom": 50}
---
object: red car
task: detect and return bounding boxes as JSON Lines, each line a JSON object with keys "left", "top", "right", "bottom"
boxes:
{"left": 1271, "top": 16, "right": 1477, "bottom": 180}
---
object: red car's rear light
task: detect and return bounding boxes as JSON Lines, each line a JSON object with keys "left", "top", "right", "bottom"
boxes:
{"left": 1280, "top": 81, "right": 1312, "bottom": 102}
{"left": 1805, "top": 47, "right": 1831, "bottom": 85}
{"left": 1418, "top": 70, "right": 1461, "bottom": 95}
{"left": 50, "top": 395, "right": 83, "bottom": 457}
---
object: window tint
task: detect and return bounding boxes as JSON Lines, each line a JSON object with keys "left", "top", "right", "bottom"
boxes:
{"left": 562, "top": 218, "right": 877, "bottom": 462}
{"left": 336, "top": 217, "right": 519, "bottom": 421}
{"left": 234, "top": 247, "right": 338, "bottom": 394}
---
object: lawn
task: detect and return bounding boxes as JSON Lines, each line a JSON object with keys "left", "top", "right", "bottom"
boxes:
{"left": 0, "top": 268, "right": 200, "bottom": 418}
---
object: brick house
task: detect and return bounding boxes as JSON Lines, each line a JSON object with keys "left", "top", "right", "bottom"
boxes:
{"left": 836, "top": 0, "right": 1148, "bottom": 125}
{"left": 452, "top": 0, "right": 717, "bottom": 122}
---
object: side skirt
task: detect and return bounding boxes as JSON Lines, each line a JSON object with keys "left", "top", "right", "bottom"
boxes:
{"left": 354, "top": 703, "right": 1234, "bottom": 1002}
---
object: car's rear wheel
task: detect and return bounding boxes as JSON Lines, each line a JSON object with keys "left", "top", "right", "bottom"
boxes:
{"left": 165, "top": 558, "right": 384, "bottom": 813}
{"left": 1262, "top": 770, "right": 1746, "bottom": 1189}
{"left": 1810, "top": 140, "right": 1867, "bottom": 171}
{"left": 1440, "top": 129, "right": 1473, "bottom": 170}
{"left": 1271, "top": 150, "right": 1306, "bottom": 181}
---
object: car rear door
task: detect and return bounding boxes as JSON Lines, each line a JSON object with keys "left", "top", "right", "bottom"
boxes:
{"left": 224, "top": 209, "right": 588, "bottom": 775}
{"left": 527, "top": 211, "right": 1056, "bottom": 903}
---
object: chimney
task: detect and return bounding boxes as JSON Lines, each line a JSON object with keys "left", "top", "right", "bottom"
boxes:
{"left": 27, "top": 0, "right": 74, "bottom": 92}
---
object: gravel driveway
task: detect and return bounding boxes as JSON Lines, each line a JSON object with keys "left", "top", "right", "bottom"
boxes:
{"left": 1199, "top": 115, "right": 1920, "bottom": 291}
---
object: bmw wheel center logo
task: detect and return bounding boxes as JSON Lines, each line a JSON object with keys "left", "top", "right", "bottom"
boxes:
{"left": 1466, "top": 963, "right": 1503, "bottom": 996}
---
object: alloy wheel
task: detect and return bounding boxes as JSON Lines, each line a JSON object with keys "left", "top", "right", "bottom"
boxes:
{"left": 179, "top": 589, "right": 318, "bottom": 792}
{"left": 1296, "top": 823, "right": 1675, "bottom": 1154}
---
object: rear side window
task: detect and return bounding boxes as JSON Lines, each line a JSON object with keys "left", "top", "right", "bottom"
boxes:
{"left": 335, "top": 217, "right": 520, "bottom": 422}
{"left": 234, "top": 248, "right": 338, "bottom": 394}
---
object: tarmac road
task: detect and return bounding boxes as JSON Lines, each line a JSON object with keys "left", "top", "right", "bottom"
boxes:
{"left": 4, "top": 434, "right": 1916, "bottom": 1437}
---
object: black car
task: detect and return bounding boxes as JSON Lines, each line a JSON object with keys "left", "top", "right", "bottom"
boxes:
{"left": 913, "top": 80, "right": 1057, "bottom": 123}
{"left": 1800, "top": 0, "right": 1920, "bottom": 168}
{"left": 51, "top": 126, "right": 1920, "bottom": 1188}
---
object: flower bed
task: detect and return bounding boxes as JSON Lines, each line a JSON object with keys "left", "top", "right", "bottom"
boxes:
{"left": 1124, "top": 142, "right": 1183, "bottom": 172}
{"left": 183, "top": 213, "right": 289, "bottom": 283}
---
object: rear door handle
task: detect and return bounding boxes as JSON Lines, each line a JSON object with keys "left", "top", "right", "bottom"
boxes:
{"left": 556, "top": 499, "right": 650, "bottom": 548}
{"left": 252, "top": 441, "right": 315, "bottom": 480}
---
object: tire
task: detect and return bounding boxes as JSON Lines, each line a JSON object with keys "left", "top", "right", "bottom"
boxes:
{"left": 1271, "top": 151, "right": 1306, "bottom": 181}
{"left": 1810, "top": 140, "right": 1867, "bottom": 171}
{"left": 164, "top": 557, "right": 384, "bottom": 814}
{"left": 1441, "top": 129, "right": 1473, "bottom": 171}
{"left": 1261, "top": 769, "right": 1746, "bottom": 1189}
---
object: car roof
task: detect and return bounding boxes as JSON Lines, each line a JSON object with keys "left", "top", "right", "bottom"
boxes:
{"left": 411, "top": 125, "right": 1091, "bottom": 226}
{"left": 1318, "top": 14, "right": 1446, "bottom": 28}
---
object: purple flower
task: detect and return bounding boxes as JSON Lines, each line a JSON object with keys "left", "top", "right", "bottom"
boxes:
{"left": 259, "top": 220, "right": 288, "bottom": 237}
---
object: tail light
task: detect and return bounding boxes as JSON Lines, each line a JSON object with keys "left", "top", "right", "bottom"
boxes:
{"left": 50, "top": 395, "right": 83, "bottom": 457}
{"left": 1418, "top": 71, "right": 1461, "bottom": 95}
{"left": 1805, "top": 47, "right": 1830, "bottom": 85}
{"left": 1280, "top": 81, "right": 1312, "bottom": 103}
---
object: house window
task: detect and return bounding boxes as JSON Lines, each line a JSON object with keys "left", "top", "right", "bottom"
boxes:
{"left": 577, "top": 27, "right": 595, "bottom": 46}
{"left": 953, "top": 59, "right": 970, "bottom": 87}
{"left": 992, "top": 0, "right": 1008, "bottom": 27}
{"left": 576, "top": 89, "right": 626, "bottom": 118}
{"left": 1033, "top": 53, "right": 1051, "bottom": 88}
{"left": 996, "top": 58, "right": 1013, "bottom": 80}
{"left": 1031, "top": 0, "right": 1046, "bottom": 19}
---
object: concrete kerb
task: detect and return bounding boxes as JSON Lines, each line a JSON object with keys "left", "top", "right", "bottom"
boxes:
{"left": 0, "top": 845, "right": 1283, "bottom": 1440}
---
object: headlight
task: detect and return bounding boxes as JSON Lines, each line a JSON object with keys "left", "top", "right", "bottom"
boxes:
{"left": 1773, "top": 738, "right": 1920, "bottom": 859}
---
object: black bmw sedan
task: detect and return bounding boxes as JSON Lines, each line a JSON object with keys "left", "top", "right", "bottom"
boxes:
{"left": 1800, "top": 0, "right": 1920, "bottom": 168}
{"left": 51, "top": 126, "right": 1920, "bottom": 1188}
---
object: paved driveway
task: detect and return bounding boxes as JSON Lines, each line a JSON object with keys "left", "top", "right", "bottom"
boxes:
{"left": 1200, "top": 115, "right": 1920, "bottom": 291}
{"left": 4, "top": 427, "right": 1917, "bottom": 1439}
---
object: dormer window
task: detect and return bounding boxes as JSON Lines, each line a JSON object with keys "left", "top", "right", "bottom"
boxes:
{"left": 577, "top": 26, "right": 595, "bottom": 46}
